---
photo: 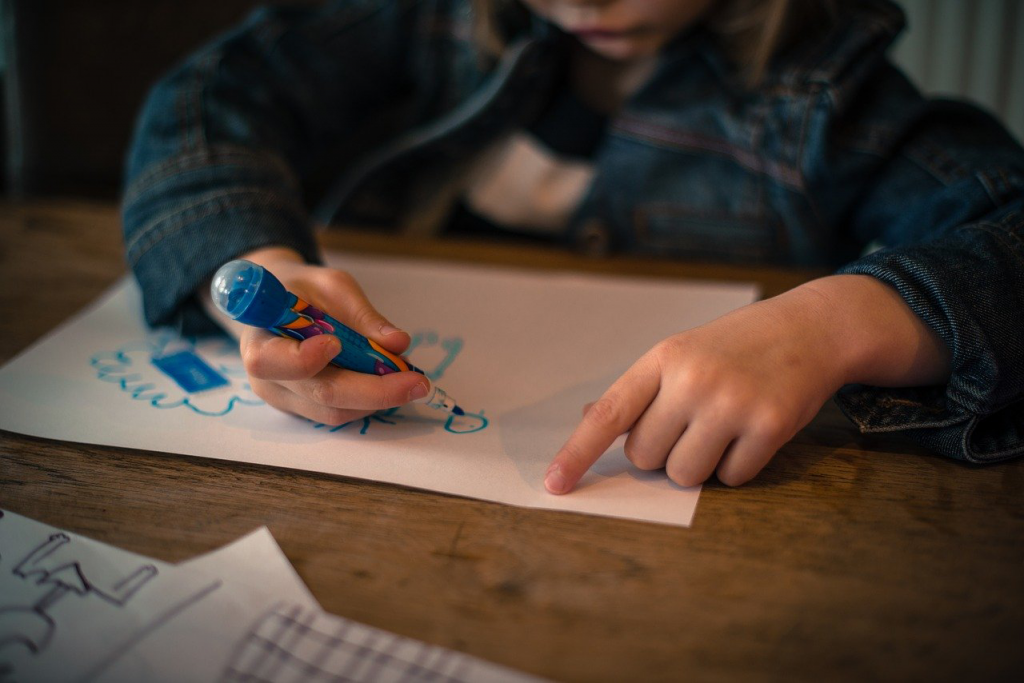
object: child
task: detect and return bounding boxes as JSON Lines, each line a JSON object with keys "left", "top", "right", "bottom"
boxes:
{"left": 122, "top": 0, "right": 1024, "bottom": 494}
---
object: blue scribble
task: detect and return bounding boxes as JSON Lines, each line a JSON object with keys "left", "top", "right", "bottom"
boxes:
{"left": 306, "top": 330, "right": 488, "bottom": 436}
{"left": 444, "top": 410, "right": 488, "bottom": 434}
{"left": 311, "top": 407, "right": 403, "bottom": 435}
{"left": 90, "top": 329, "right": 487, "bottom": 434}
{"left": 308, "top": 407, "right": 488, "bottom": 436}
{"left": 90, "top": 333, "right": 262, "bottom": 416}
{"left": 405, "top": 331, "right": 464, "bottom": 382}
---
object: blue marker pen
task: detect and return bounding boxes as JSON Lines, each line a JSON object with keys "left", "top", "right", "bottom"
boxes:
{"left": 210, "top": 259, "right": 465, "bottom": 416}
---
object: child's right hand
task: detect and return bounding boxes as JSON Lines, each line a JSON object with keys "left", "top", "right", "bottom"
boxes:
{"left": 214, "top": 247, "right": 430, "bottom": 426}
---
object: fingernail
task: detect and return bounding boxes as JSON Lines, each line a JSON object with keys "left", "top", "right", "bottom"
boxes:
{"left": 545, "top": 465, "right": 567, "bottom": 494}
{"left": 379, "top": 323, "right": 403, "bottom": 337}
{"left": 324, "top": 336, "right": 341, "bottom": 357}
{"left": 408, "top": 382, "right": 429, "bottom": 401}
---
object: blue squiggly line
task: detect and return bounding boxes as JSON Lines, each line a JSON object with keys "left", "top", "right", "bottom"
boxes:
{"left": 180, "top": 396, "right": 264, "bottom": 417}
{"left": 308, "top": 406, "right": 487, "bottom": 436}
{"left": 333, "top": 409, "right": 400, "bottom": 434}
{"left": 444, "top": 410, "right": 488, "bottom": 434}
{"left": 405, "top": 331, "right": 437, "bottom": 356}
{"left": 429, "top": 338, "right": 463, "bottom": 381}
{"left": 309, "top": 408, "right": 402, "bottom": 434}
{"left": 406, "top": 331, "right": 464, "bottom": 381}
{"left": 90, "top": 344, "right": 263, "bottom": 417}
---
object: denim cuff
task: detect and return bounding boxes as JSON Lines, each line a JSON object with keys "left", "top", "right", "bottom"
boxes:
{"left": 833, "top": 204, "right": 1024, "bottom": 464}
{"left": 123, "top": 148, "right": 321, "bottom": 335}
{"left": 835, "top": 385, "right": 1024, "bottom": 463}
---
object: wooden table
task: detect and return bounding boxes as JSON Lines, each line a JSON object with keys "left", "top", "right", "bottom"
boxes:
{"left": 2, "top": 199, "right": 1021, "bottom": 682}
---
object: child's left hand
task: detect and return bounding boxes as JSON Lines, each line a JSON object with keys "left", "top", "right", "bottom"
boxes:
{"left": 543, "top": 275, "right": 953, "bottom": 493}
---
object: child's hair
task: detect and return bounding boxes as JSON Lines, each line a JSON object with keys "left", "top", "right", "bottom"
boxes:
{"left": 471, "top": 0, "right": 839, "bottom": 85}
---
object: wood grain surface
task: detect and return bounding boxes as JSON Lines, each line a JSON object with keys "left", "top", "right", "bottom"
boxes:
{"left": 1, "top": 199, "right": 1021, "bottom": 682}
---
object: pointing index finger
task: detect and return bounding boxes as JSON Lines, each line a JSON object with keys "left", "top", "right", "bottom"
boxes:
{"left": 545, "top": 358, "right": 660, "bottom": 494}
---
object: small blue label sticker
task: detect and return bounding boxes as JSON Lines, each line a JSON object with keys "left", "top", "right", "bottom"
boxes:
{"left": 151, "top": 350, "right": 230, "bottom": 394}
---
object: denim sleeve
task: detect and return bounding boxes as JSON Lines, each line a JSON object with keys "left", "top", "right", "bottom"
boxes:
{"left": 122, "top": 0, "right": 418, "bottom": 334}
{"left": 803, "top": 62, "right": 1024, "bottom": 463}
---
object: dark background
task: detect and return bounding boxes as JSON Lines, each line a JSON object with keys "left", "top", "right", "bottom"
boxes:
{"left": 0, "top": 0, "right": 319, "bottom": 199}
{"left": 2, "top": 1, "right": 1020, "bottom": 200}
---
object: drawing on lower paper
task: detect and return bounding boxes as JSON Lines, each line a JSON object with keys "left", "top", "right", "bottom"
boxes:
{"left": 0, "top": 517, "right": 157, "bottom": 664}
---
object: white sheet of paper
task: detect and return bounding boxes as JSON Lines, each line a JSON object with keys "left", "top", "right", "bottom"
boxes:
{"left": 0, "top": 509, "right": 543, "bottom": 683}
{"left": 0, "top": 254, "right": 758, "bottom": 527}
{"left": 104, "top": 594, "right": 544, "bottom": 683}
{"left": 98, "top": 534, "right": 541, "bottom": 683}
{"left": 0, "top": 509, "right": 316, "bottom": 682}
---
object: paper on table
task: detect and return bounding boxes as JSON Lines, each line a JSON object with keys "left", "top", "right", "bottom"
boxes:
{"left": 104, "top": 592, "right": 544, "bottom": 683}
{"left": 0, "top": 253, "right": 759, "bottom": 527}
{"left": 0, "top": 509, "right": 544, "bottom": 683}
{"left": 0, "top": 509, "right": 316, "bottom": 682}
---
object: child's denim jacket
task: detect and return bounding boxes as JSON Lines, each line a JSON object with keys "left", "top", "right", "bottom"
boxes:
{"left": 123, "top": 0, "right": 1024, "bottom": 465}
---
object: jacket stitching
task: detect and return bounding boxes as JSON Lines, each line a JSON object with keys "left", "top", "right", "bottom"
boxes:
{"left": 128, "top": 193, "right": 301, "bottom": 268}
{"left": 836, "top": 390, "right": 969, "bottom": 433}
{"left": 126, "top": 189, "right": 302, "bottom": 267}
{"left": 610, "top": 118, "right": 803, "bottom": 190}
{"left": 966, "top": 442, "right": 1024, "bottom": 461}
{"left": 842, "top": 409, "right": 969, "bottom": 434}
{"left": 976, "top": 169, "right": 1024, "bottom": 208}
{"left": 903, "top": 136, "right": 972, "bottom": 187}
{"left": 966, "top": 221, "right": 1024, "bottom": 266}
{"left": 963, "top": 395, "right": 1024, "bottom": 461}
{"left": 124, "top": 147, "right": 299, "bottom": 206}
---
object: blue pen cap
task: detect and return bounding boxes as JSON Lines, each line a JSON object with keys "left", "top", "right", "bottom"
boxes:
{"left": 210, "top": 259, "right": 289, "bottom": 328}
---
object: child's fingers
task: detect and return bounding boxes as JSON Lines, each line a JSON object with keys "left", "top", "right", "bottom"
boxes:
{"left": 714, "top": 404, "right": 798, "bottom": 485}
{"left": 623, "top": 391, "right": 689, "bottom": 470}
{"left": 316, "top": 271, "right": 411, "bottom": 354}
{"left": 545, "top": 359, "right": 660, "bottom": 494}
{"left": 241, "top": 328, "right": 340, "bottom": 380}
{"left": 714, "top": 433, "right": 784, "bottom": 487}
{"left": 663, "top": 420, "right": 736, "bottom": 488}
{"left": 283, "top": 368, "right": 429, "bottom": 412}
{"left": 251, "top": 378, "right": 374, "bottom": 426}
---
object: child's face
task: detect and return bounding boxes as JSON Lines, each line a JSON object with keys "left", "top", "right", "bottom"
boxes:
{"left": 520, "top": 0, "right": 714, "bottom": 61}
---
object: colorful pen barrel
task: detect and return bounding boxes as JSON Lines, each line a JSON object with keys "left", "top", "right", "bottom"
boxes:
{"left": 210, "top": 260, "right": 463, "bottom": 415}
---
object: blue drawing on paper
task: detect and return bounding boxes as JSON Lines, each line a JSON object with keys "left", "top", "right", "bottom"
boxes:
{"left": 404, "top": 331, "right": 463, "bottom": 381}
{"left": 312, "top": 407, "right": 489, "bottom": 436}
{"left": 309, "top": 331, "right": 490, "bottom": 436}
{"left": 91, "top": 330, "right": 488, "bottom": 434}
{"left": 150, "top": 351, "right": 230, "bottom": 394}
{"left": 90, "top": 333, "right": 262, "bottom": 416}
